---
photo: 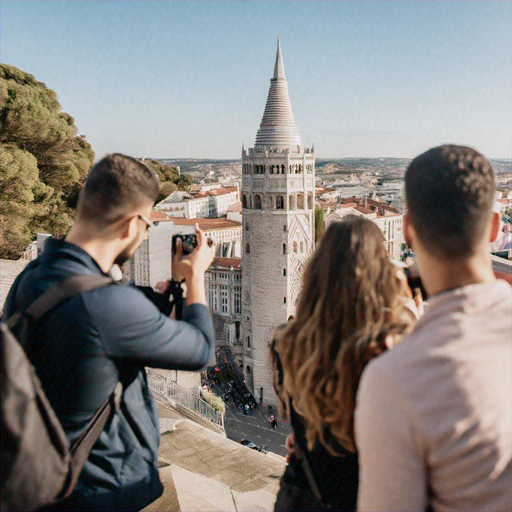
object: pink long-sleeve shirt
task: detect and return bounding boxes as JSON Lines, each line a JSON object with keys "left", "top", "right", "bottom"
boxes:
{"left": 355, "top": 280, "right": 512, "bottom": 512}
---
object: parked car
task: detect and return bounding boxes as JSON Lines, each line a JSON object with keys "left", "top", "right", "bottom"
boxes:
{"left": 240, "top": 439, "right": 268, "bottom": 454}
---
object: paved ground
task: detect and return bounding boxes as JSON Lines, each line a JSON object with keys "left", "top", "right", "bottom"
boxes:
{"left": 143, "top": 399, "right": 286, "bottom": 512}
{"left": 224, "top": 402, "right": 292, "bottom": 458}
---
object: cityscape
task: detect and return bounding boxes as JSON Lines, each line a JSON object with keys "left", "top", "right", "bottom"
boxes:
{"left": 1, "top": 1, "right": 511, "bottom": 510}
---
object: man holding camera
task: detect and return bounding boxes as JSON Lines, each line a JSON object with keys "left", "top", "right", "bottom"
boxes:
{"left": 3, "top": 154, "right": 216, "bottom": 511}
{"left": 355, "top": 145, "right": 511, "bottom": 511}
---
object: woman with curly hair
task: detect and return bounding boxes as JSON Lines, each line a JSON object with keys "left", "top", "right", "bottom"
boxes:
{"left": 272, "top": 215, "right": 419, "bottom": 511}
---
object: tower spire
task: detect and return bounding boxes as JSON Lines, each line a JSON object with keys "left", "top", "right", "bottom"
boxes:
{"left": 273, "top": 35, "right": 286, "bottom": 80}
{"left": 255, "top": 37, "right": 302, "bottom": 148}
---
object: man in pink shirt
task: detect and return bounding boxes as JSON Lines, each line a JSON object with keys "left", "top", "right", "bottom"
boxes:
{"left": 355, "top": 145, "right": 511, "bottom": 511}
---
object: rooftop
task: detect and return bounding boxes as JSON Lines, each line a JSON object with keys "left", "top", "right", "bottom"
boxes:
{"left": 150, "top": 211, "right": 172, "bottom": 222}
{"left": 193, "top": 186, "right": 238, "bottom": 198}
{"left": 169, "top": 218, "right": 242, "bottom": 231}
{"left": 210, "top": 257, "right": 242, "bottom": 270}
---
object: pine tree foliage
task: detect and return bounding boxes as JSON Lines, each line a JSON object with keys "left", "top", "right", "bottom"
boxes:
{"left": 314, "top": 205, "right": 325, "bottom": 243}
{"left": 0, "top": 64, "right": 94, "bottom": 258}
{"left": 143, "top": 159, "right": 193, "bottom": 203}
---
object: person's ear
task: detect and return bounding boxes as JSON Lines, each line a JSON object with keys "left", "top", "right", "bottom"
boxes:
{"left": 403, "top": 213, "right": 413, "bottom": 249}
{"left": 489, "top": 211, "right": 502, "bottom": 243}
{"left": 121, "top": 215, "right": 139, "bottom": 241}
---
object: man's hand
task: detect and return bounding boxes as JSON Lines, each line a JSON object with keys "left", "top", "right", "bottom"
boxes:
{"left": 155, "top": 280, "right": 170, "bottom": 294}
{"left": 172, "top": 226, "right": 215, "bottom": 306}
{"left": 172, "top": 226, "right": 215, "bottom": 284}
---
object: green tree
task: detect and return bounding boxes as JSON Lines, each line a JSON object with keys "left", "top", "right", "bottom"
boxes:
{"left": 144, "top": 159, "right": 193, "bottom": 203}
{"left": 314, "top": 205, "right": 325, "bottom": 243}
{"left": 144, "top": 159, "right": 180, "bottom": 183}
{"left": 155, "top": 182, "right": 178, "bottom": 204}
{"left": 0, "top": 64, "right": 94, "bottom": 258}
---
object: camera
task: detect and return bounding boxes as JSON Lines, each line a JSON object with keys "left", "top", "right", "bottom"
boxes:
{"left": 172, "top": 233, "right": 198, "bottom": 256}
{"left": 403, "top": 265, "right": 428, "bottom": 301}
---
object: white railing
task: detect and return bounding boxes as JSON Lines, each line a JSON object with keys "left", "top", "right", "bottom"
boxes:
{"left": 146, "top": 369, "right": 224, "bottom": 429}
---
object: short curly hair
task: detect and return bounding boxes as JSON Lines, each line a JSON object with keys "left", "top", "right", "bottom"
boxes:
{"left": 405, "top": 145, "right": 495, "bottom": 259}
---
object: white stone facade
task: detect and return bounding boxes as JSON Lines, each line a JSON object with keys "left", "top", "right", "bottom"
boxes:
{"left": 241, "top": 38, "right": 315, "bottom": 404}
{"left": 373, "top": 214, "right": 405, "bottom": 260}
{"left": 205, "top": 258, "right": 243, "bottom": 367}
{"left": 155, "top": 189, "right": 239, "bottom": 219}
{"left": 129, "top": 222, "right": 175, "bottom": 287}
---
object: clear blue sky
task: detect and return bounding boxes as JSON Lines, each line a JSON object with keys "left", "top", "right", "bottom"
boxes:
{"left": 1, "top": 0, "right": 510, "bottom": 160}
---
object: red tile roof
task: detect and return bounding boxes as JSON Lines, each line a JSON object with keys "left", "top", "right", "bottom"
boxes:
{"left": 354, "top": 205, "right": 374, "bottom": 214}
{"left": 169, "top": 218, "right": 242, "bottom": 230}
{"left": 193, "top": 186, "right": 238, "bottom": 198}
{"left": 150, "top": 211, "right": 171, "bottom": 221}
{"left": 211, "top": 257, "right": 241, "bottom": 269}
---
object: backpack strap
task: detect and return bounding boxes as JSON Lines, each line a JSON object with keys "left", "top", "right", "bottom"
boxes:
{"left": 59, "top": 382, "right": 123, "bottom": 499}
{"left": 5, "top": 274, "right": 113, "bottom": 330}
{"left": 3, "top": 273, "right": 125, "bottom": 501}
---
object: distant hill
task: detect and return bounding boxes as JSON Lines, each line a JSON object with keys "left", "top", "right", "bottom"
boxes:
{"left": 159, "top": 159, "right": 239, "bottom": 174}
{"left": 157, "top": 157, "right": 511, "bottom": 176}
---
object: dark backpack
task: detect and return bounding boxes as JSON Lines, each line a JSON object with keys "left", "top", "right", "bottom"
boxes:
{"left": 1, "top": 275, "right": 123, "bottom": 512}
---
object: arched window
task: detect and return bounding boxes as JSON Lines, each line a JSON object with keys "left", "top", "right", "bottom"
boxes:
{"left": 246, "top": 243, "right": 250, "bottom": 254}
{"left": 283, "top": 243, "right": 287, "bottom": 255}
{"left": 297, "top": 193, "right": 304, "bottom": 209}
{"left": 293, "top": 241, "right": 298, "bottom": 253}
{"left": 281, "top": 165, "right": 285, "bottom": 173}
{"left": 276, "top": 195, "right": 284, "bottom": 209}
{"left": 242, "top": 195, "right": 248, "bottom": 209}
{"left": 298, "top": 164, "right": 303, "bottom": 173}
{"left": 246, "top": 336, "right": 251, "bottom": 348}
{"left": 270, "top": 165, "right": 274, "bottom": 174}
{"left": 289, "top": 194, "right": 295, "bottom": 210}
{"left": 254, "top": 195, "right": 262, "bottom": 209}
{"left": 307, "top": 192, "right": 313, "bottom": 209}
{"left": 300, "top": 241, "right": 304, "bottom": 253}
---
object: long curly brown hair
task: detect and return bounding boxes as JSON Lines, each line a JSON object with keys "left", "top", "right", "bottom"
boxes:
{"left": 278, "top": 215, "right": 414, "bottom": 453}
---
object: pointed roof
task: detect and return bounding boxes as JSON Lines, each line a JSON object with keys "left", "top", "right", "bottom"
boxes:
{"left": 254, "top": 37, "right": 302, "bottom": 149}
{"left": 273, "top": 35, "right": 286, "bottom": 80}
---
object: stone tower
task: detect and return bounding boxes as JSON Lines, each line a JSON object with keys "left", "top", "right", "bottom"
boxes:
{"left": 241, "top": 37, "right": 315, "bottom": 405}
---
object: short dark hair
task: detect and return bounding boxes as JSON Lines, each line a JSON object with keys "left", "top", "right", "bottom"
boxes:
{"left": 77, "top": 153, "right": 159, "bottom": 226}
{"left": 405, "top": 145, "right": 495, "bottom": 259}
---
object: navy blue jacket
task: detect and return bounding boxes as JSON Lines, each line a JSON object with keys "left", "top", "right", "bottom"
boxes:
{"left": 3, "top": 238, "right": 215, "bottom": 511}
